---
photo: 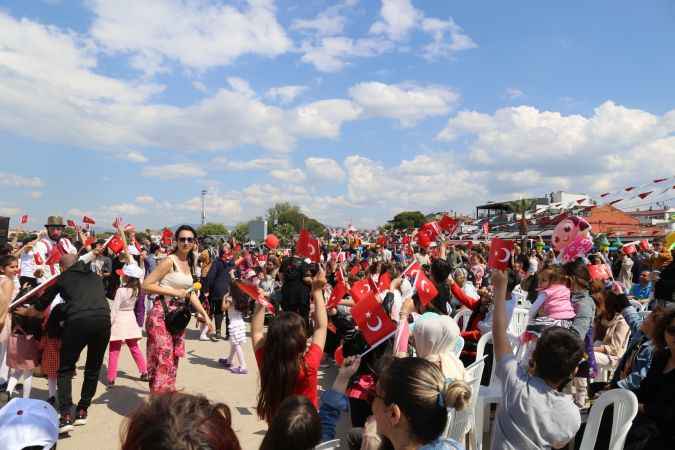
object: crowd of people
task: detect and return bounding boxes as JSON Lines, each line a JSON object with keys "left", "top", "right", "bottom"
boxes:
{"left": 0, "top": 214, "right": 674, "bottom": 450}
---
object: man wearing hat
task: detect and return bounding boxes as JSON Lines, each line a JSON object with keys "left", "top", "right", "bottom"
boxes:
{"left": 30, "top": 216, "right": 77, "bottom": 283}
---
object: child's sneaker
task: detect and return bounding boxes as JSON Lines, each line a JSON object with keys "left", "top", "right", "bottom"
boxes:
{"left": 73, "top": 407, "right": 88, "bottom": 426}
{"left": 229, "top": 367, "right": 248, "bottom": 375}
{"left": 59, "top": 413, "right": 74, "bottom": 433}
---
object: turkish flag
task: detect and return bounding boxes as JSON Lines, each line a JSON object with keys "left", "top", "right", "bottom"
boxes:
{"left": 236, "top": 281, "right": 274, "bottom": 314}
{"left": 107, "top": 235, "right": 125, "bottom": 255}
{"left": 639, "top": 240, "right": 650, "bottom": 251}
{"left": 488, "top": 238, "right": 515, "bottom": 270}
{"left": 378, "top": 272, "right": 392, "bottom": 291}
{"left": 19, "top": 215, "right": 28, "bottom": 224}
{"left": 350, "top": 264, "right": 361, "bottom": 277}
{"left": 334, "top": 345, "right": 344, "bottom": 366}
{"left": 350, "top": 279, "right": 375, "bottom": 304}
{"left": 327, "top": 282, "right": 348, "bottom": 309}
{"left": 417, "top": 230, "right": 432, "bottom": 248}
{"left": 401, "top": 261, "right": 421, "bottom": 280}
{"left": 421, "top": 222, "right": 440, "bottom": 241}
{"left": 67, "top": 220, "right": 77, "bottom": 228}
{"left": 335, "top": 266, "right": 346, "bottom": 286}
{"left": 82, "top": 215, "right": 96, "bottom": 225}
{"left": 402, "top": 235, "right": 411, "bottom": 245}
{"left": 414, "top": 270, "right": 438, "bottom": 306}
{"left": 439, "top": 215, "right": 458, "bottom": 234}
{"left": 296, "top": 229, "right": 320, "bottom": 262}
{"left": 482, "top": 222, "right": 490, "bottom": 235}
{"left": 351, "top": 291, "right": 396, "bottom": 346}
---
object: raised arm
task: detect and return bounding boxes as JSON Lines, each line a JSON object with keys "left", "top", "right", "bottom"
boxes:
{"left": 310, "top": 267, "right": 328, "bottom": 351}
{"left": 251, "top": 301, "right": 266, "bottom": 351}
{"left": 448, "top": 275, "right": 480, "bottom": 310}
{"left": 491, "top": 269, "right": 511, "bottom": 360}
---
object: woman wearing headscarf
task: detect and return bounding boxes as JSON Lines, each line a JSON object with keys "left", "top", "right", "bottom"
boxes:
{"left": 412, "top": 313, "right": 466, "bottom": 382}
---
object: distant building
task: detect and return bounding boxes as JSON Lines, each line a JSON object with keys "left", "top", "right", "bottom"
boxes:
{"left": 582, "top": 205, "right": 665, "bottom": 238}
{"left": 626, "top": 208, "right": 675, "bottom": 231}
{"left": 475, "top": 191, "right": 591, "bottom": 219}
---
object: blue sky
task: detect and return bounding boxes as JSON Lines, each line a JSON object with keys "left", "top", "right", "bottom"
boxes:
{"left": 1, "top": 0, "right": 674, "bottom": 229}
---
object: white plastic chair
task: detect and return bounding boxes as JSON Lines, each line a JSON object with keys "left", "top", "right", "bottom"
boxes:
{"left": 578, "top": 389, "right": 638, "bottom": 450}
{"left": 507, "top": 307, "right": 530, "bottom": 338}
{"left": 473, "top": 332, "right": 501, "bottom": 449}
{"left": 443, "top": 355, "right": 487, "bottom": 449}
{"left": 454, "top": 307, "right": 473, "bottom": 332}
{"left": 452, "top": 336, "right": 465, "bottom": 356}
{"left": 315, "top": 439, "right": 341, "bottom": 449}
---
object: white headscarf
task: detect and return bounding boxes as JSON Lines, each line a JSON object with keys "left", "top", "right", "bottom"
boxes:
{"left": 413, "top": 312, "right": 465, "bottom": 381}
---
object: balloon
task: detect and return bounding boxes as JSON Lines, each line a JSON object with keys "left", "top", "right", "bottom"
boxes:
{"left": 264, "top": 234, "right": 279, "bottom": 249}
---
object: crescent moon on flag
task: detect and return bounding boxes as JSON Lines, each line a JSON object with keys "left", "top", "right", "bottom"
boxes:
{"left": 367, "top": 315, "right": 383, "bottom": 332}
{"left": 361, "top": 284, "right": 371, "bottom": 294}
{"left": 498, "top": 248, "right": 511, "bottom": 263}
{"left": 421, "top": 280, "right": 429, "bottom": 292}
{"left": 308, "top": 244, "right": 316, "bottom": 256}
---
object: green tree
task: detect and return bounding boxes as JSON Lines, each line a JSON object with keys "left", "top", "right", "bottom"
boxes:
{"left": 505, "top": 198, "right": 538, "bottom": 252}
{"left": 231, "top": 223, "right": 249, "bottom": 243}
{"left": 197, "top": 223, "right": 229, "bottom": 237}
{"left": 388, "top": 211, "right": 426, "bottom": 230}
{"left": 266, "top": 202, "right": 325, "bottom": 236}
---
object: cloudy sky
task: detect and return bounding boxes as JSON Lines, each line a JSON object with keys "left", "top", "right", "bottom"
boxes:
{"left": 2, "top": 0, "right": 674, "bottom": 229}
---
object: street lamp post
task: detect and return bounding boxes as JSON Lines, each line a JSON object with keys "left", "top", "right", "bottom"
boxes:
{"left": 201, "top": 190, "right": 207, "bottom": 225}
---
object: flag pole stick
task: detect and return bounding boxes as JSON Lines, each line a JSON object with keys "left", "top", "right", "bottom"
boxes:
{"left": 358, "top": 330, "right": 397, "bottom": 358}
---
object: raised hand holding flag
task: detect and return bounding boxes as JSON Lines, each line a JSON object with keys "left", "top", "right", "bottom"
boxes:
{"left": 351, "top": 291, "right": 396, "bottom": 346}
{"left": 82, "top": 215, "right": 96, "bottom": 225}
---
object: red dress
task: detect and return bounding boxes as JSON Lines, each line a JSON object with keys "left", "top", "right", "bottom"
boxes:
{"left": 255, "top": 342, "right": 322, "bottom": 408}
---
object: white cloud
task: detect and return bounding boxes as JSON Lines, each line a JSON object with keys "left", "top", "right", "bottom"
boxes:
{"left": 226, "top": 77, "right": 255, "bottom": 97}
{"left": 299, "top": 36, "right": 392, "bottom": 72}
{"left": 212, "top": 157, "right": 289, "bottom": 171}
{"left": 305, "top": 157, "right": 346, "bottom": 181}
{"left": 420, "top": 17, "right": 477, "bottom": 60}
{"left": 265, "top": 85, "right": 307, "bottom": 104}
{"left": 349, "top": 82, "right": 460, "bottom": 126}
{"left": 0, "top": 13, "right": 365, "bottom": 154}
{"left": 88, "top": 0, "right": 292, "bottom": 75}
{"left": 292, "top": 8, "right": 346, "bottom": 37}
{"left": 269, "top": 168, "right": 307, "bottom": 183}
{"left": 108, "top": 202, "right": 145, "bottom": 216}
{"left": 192, "top": 81, "right": 208, "bottom": 93}
{"left": 135, "top": 195, "right": 155, "bottom": 204}
{"left": 504, "top": 88, "right": 524, "bottom": 100}
{"left": 0, "top": 172, "right": 45, "bottom": 188}
{"left": 141, "top": 163, "right": 206, "bottom": 180}
{"left": 370, "top": 0, "right": 422, "bottom": 41}
{"left": 119, "top": 151, "right": 148, "bottom": 163}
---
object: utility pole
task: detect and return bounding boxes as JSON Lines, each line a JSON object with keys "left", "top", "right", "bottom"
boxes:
{"left": 201, "top": 189, "right": 207, "bottom": 225}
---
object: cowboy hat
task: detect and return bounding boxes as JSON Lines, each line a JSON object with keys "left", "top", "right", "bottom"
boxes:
{"left": 45, "top": 216, "right": 66, "bottom": 228}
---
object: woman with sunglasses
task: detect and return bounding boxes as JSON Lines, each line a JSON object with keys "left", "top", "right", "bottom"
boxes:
{"left": 143, "top": 225, "right": 214, "bottom": 394}
{"left": 624, "top": 305, "right": 675, "bottom": 449}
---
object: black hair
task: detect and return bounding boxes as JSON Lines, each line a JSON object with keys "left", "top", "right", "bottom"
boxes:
{"left": 0, "top": 254, "right": 18, "bottom": 269}
{"left": 532, "top": 326, "right": 584, "bottom": 385}
{"left": 173, "top": 225, "right": 197, "bottom": 275}
{"left": 430, "top": 258, "right": 451, "bottom": 284}
{"left": 259, "top": 396, "right": 321, "bottom": 450}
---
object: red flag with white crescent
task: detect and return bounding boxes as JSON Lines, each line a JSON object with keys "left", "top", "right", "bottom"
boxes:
{"left": 401, "top": 261, "right": 421, "bottom": 280}
{"left": 488, "top": 238, "right": 515, "bottom": 270}
{"left": 236, "top": 281, "right": 274, "bottom": 314}
{"left": 350, "top": 279, "right": 373, "bottom": 304}
{"left": 351, "top": 291, "right": 396, "bottom": 346}
{"left": 439, "top": 215, "right": 457, "bottom": 234}
{"left": 377, "top": 272, "right": 392, "bottom": 291}
{"left": 20, "top": 215, "right": 28, "bottom": 224}
{"left": 413, "top": 269, "right": 438, "bottom": 306}
{"left": 82, "top": 215, "right": 96, "bottom": 225}
{"left": 326, "top": 282, "right": 348, "bottom": 309}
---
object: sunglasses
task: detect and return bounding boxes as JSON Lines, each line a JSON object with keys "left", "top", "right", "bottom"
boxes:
{"left": 178, "top": 237, "right": 195, "bottom": 243}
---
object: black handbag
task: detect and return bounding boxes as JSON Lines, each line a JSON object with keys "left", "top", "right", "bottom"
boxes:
{"left": 159, "top": 297, "right": 191, "bottom": 335}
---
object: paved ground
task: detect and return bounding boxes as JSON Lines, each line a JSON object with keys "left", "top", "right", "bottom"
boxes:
{"left": 26, "top": 323, "right": 344, "bottom": 450}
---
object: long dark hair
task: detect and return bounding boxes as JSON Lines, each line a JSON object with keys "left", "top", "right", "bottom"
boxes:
{"left": 173, "top": 225, "right": 197, "bottom": 275}
{"left": 259, "top": 396, "right": 321, "bottom": 450}
{"left": 652, "top": 306, "right": 675, "bottom": 355}
{"left": 121, "top": 392, "right": 241, "bottom": 450}
{"left": 257, "top": 312, "right": 308, "bottom": 422}
{"left": 123, "top": 276, "right": 141, "bottom": 299}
